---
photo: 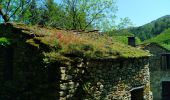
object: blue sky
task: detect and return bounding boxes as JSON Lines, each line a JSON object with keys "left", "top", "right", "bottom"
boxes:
{"left": 117, "top": 0, "right": 170, "bottom": 26}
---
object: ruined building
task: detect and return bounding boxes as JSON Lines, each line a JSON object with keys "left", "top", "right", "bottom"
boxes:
{"left": 0, "top": 23, "right": 152, "bottom": 100}
{"left": 141, "top": 43, "right": 170, "bottom": 100}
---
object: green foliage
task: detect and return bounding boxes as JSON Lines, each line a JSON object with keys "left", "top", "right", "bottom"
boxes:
{"left": 0, "top": 37, "right": 11, "bottom": 46}
{"left": 106, "top": 29, "right": 141, "bottom": 45}
{"left": 143, "top": 28, "right": 170, "bottom": 50}
{"left": 129, "top": 15, "right": 170, "bottom": 41}
{"left": 117, "top": 17, "right": 134, "bottom": 30}
{"left": 0, "top": 0, "right": 117, "bottom": 31}
{"left": 112, "top": 36, "right": 141, "bottom": 45}
{"left": 0, "top": 0, "right": 32, "bottom": 22}
{"left": 62, "top": 0, "right": 117, "bottom": 30}
{"left": 26, "top": 0, "right": 40, "bottom": 24}
{"left": 37, "top": 0, "right": 66, "bottom": 27}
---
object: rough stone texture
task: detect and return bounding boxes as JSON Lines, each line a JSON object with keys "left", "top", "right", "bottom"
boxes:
{"left": 0, "top": 23, "right": 152, "bottom": 100}
{"left": 142, "top": 43, "right": 170, "bottom": 100}
{"left": 0, "top": 24, "right": 57, "bottom": 100}
{"left": 57, "top": 57, "right": 152, "bottom": 100}
{"left": 142, "top": 43, "right": 169, "bottom": 71}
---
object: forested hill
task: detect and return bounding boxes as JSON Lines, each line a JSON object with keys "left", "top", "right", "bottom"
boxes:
{"left": 129, "top": 15, "right": 170, "bottom": 41}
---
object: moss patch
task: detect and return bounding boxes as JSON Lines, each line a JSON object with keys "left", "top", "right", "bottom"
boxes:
{"left": 0, "top": 23, "right": 150, "bottom": 62}
{"left": 143, "top": 28, "right": 170, "bottom": 50}
{"left": 0, "top": 37, "right": 11, "bottom": 46}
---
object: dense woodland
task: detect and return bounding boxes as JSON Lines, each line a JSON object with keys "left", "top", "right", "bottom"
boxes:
{"left": 129, "top": 15, "right": 170, "bottom": 41}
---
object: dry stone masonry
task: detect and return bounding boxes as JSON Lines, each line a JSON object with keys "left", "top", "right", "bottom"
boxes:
{"left": 141, "top": 43, "right": 170, "bottom": 100}
{"left": 57, "top": 57, "right": 152, "bottom": 100}
{"left": 0, "top": 23, "right": 152, "bottom": 100}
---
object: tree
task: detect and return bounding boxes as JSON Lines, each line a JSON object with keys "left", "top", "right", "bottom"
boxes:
{"left": 35, "top": 0, "right": 66, "bottom": 27}
{"left": 117, "top": 17, "right": 134, "bottom": 30}
{"left": 27, "top": 0, "right": 41, "bottom": 24}
{"left": 62, "top": 0, "right": 117, "bottom": 30}
{"left": 0, "top": 0, "right": 31, "bottom": 23}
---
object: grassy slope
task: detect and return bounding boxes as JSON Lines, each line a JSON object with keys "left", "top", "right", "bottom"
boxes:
{"left": 10, "top": 23, "right": 150, "bottom": 60}
{"left": 143, "top": 28, "right": 170, "bottom": 50}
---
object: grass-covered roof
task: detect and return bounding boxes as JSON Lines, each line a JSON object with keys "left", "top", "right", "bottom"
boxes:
{"left": 0, "top": 23, "right": 150, "bottom": 61}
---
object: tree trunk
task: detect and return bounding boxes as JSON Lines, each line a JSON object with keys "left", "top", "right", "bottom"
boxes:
{"left": 0, "top": 9, "right": 9, "bottom": 23}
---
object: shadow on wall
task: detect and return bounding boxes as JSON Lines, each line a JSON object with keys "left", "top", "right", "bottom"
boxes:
{"left": 0, "top": 44, "right": 61, "bottom": 100}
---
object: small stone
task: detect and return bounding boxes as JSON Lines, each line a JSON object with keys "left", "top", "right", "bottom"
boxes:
{"left": 59, "top": 91, "right": 66, "bottom": 97}
{"left": 69, "top": 89, "right": 75, "bottom": 94}
{"left": 60, "top": 97, "right": 67, "bottom": 100}
{"left": 77, "top": 62, "right": 83, "bottom": 67}
{"left": 66, "top": 94, "right": 73, "bottom": 98}
{"left": 67, "top": 75, "right": 73, "bottom": 80}
{"left": 61, "top": 73, "right": 67, "bottom": 80}
{"left": 60, "top": 84, "right": 67, "bottom": 90}
{"left": 60, "top": 67, "right": 66, "bottom": 74}
{"left": 100, "top": 84, "right": 104, "bottom": 90}
{"left": 68, "top": 82, "right": 74, "bottom": 89}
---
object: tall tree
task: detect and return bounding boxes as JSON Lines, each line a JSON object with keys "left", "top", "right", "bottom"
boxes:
{"left": 36, "top": 0, "right": 65, "bottom": 27}
{"left": 0, "top": 0, "right": 31, "bottom": 22}
{"left": 117, "top": 17, "right": 134, "bottom": 30}
{"left": 27, "top": 0, "right": 40, "bottom": 24}
{"left": 62, "top": 0, "right": 117, "bottom": 30}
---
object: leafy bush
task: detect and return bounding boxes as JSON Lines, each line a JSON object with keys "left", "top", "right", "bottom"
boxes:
{"left": 0, "top": 37, "right": 11, "bottom": 46}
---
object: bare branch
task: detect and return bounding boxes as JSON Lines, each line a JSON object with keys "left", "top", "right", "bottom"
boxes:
{"left": 84, "top": 7, "right": 106, "bottom": 30}
{"left": 0, "top": 7, "right": 9, "bottom": 22}
{"left": 9, "top": 0, "right": 32, "bottom": 20}
{"left": 6, "top": 0, "right": 11, "bottom": 14}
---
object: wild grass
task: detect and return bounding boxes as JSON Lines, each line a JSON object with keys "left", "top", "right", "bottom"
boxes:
{"left": 143, "top": 28, "right": 170, "bottom": 50}
{"left": 112, "top": 36, "right": 141, "bottom": 45}
{"left": 13, "top": 23, "right": 150, "bottom": 59}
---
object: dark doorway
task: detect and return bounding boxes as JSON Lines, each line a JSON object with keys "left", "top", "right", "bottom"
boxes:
{"left": 162, "top": 81, "right": 170, "bottom": 100}
{"left": 0, "top": 45, "right": 14, "bottom": 80}
{"left": 131, "top": 87, "right": 144, "bottom": 100}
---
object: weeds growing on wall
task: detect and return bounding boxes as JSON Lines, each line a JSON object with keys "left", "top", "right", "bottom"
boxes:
{"left": 6, "top": 23, "right": 150, "bottom": 61}
{"left": 0, "top": 37, "right": 11, "bottom": 46}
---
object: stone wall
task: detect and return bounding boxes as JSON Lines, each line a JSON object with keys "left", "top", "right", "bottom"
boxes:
{"left": 0, "top": 43, "right": 53, "bottom": 100}
{"left": 150, "top": 71, "right": 170, "bottom": 100}
{"left": 58, "top": 57, "right": 152, "bottom": 100}
{"left": 143, "top": 43, "right": 169, "bottom": 71}
{"left": 0, "top": 24, "right": 54, "bottom": 100}
{"left": 0, "top": 23, "right": 152, "bottom": 100}
{"left": 142, "top": 43, "right": 170, "bottom": 100}
{"left": 0, "top": 45, "right": 152, "bottom": 100}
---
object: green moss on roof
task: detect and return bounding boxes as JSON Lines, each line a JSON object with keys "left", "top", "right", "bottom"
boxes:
{"left": 1, "top": 23, "right": 150, "bottom": 60}
{"left": 112, "top": 36, "right": 141, "bottom": 45}
{"left": 143, "top": 28, "right": 170, "bottom": 50}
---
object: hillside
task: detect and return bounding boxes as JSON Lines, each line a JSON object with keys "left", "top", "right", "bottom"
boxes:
{"left": 143, "top": 28, "right": 170, "bottom": 50}
{"left": 129, "top": 15, "right": 170, "bottom": 41}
